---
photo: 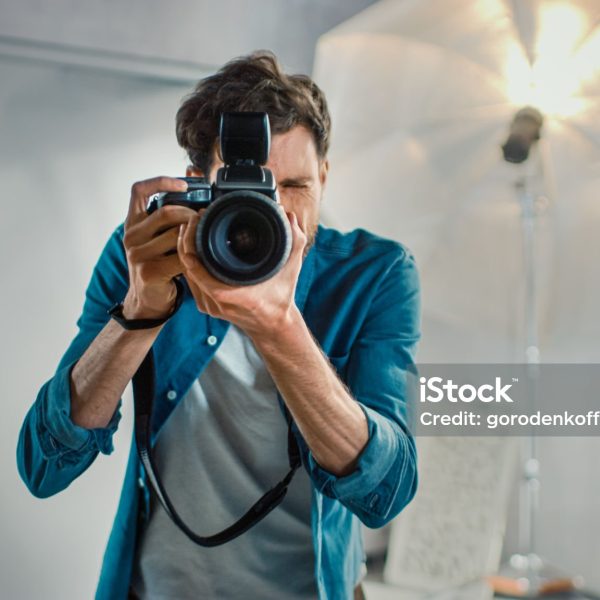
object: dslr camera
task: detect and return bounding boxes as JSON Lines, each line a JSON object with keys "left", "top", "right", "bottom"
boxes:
{"left": 148, "top": 112, "right": 291, "bottom": 286}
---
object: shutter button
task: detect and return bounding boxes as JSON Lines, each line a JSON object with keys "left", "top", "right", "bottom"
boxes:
{"left": 166, "top": 390, "right": 177, "bottom": 401}
{"left": 207, "top": 335, "right": 218, "bottom": 346}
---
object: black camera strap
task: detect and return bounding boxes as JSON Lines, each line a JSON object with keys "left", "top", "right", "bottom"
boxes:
{"left": 132, "top": 349, "right": 302, "bottom": 547}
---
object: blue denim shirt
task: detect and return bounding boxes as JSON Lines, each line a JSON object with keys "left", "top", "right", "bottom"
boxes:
{"left": 17, "top": 223, "right": 420, "bottom": 600}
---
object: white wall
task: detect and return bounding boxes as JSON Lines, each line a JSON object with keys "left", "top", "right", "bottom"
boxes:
{"left": 0, "top": 0, "right": 378, "bottom": 75}
{"left": 1, "top": 55, "right": 194, "bottom": 599}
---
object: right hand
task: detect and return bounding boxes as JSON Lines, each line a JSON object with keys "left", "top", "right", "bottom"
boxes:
{"left": 121, "top": 176, "right": 199, "bottom": 319}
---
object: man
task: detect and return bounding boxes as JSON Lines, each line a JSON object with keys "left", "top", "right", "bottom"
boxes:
{"left": 17, "top": 51, "right": 420, "bottom": 600}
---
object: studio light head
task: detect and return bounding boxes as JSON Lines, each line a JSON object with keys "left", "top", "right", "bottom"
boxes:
{"left": 502, "top": 107, "right": 544, "bottom": 164}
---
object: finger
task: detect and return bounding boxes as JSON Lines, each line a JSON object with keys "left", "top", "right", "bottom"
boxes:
{"left": 287, "top": 211, "right": 307, "bottom": 259}
{"left": 126, "top": 176, "right": 188, "bottom": 228}
{"left": 156, "top": 253, "right": 186, "bottom": 279}
{"left": 185, "top": 275, "right": 222, "bottom": 317}
{"left": 158, "top": 254, "right": 184, "bottom": 279}
{"left": 178, "top": 216, "right": 220, "bottom": 288}
{"left": 178, "top": 214, "right": 201, "bottom": 268}
{"left": 125, "top": 205, "right": 198, "bottom": 248}
{"left": 136, "top": 253, "right": 185, "bottom": 284}
{"left": 126, "top": 227, "right": 179, "bottom": 263}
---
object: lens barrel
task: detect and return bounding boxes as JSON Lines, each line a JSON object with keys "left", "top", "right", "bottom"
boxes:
{"left": 195, "top": 191, "right": 292, "bottom": 286}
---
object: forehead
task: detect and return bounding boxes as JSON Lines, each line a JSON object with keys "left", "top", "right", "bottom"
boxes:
{"left": 266, "top": 125, "right": 319, "bottom": 177}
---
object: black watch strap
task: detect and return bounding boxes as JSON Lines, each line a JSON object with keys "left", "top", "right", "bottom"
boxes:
{"left": 108, "top": 278, "right": 185, "bottom": 330}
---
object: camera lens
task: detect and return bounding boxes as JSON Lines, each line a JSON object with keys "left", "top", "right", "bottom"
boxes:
{"left": 228, "top": 224, "right": 258, "bottom": 259}
{"left": 226, "top": 212, "right": 270, "bottom": 265}
{"left": 208, "top": 206, "right": 275, "bottom": 272}
{"left": 196, "top": 191, "right": 292, "bottom": 286}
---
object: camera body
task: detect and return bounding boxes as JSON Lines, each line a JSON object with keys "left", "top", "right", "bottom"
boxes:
{"left": 147, "top": 112, "right": 291, "bottom": 286}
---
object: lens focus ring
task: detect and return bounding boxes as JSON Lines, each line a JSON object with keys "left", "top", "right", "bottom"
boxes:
{"left": 195, "top": 191, "right": 292, "bottom": 286}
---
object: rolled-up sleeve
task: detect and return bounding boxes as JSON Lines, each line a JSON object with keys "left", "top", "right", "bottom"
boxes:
{"left": 17, "top": 224, "right": 128, "bottom": 498}
{"left": 307, "top": 247, "right": 420, "bottom": 528}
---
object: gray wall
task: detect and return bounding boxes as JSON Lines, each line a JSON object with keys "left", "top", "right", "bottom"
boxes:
{"left": 1, "top": 56, "right": 195, "bottom": 599}
{"left": 0, "top": 0, "right": 378, "bottom": 76}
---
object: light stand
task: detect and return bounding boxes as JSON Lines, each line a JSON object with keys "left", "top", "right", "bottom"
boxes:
{"left": 489, "top": 107, "right": 580, "bottom": 597}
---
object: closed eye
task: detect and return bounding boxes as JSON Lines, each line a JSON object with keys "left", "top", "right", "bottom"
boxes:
{"left": 279, "top": 177, "right": 312, "bottom": 189}
{"left": 281, "top": 183, "right": 308, "bottom": 189}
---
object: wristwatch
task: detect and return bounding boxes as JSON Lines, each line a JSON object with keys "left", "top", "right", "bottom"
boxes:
{"left": 108, "top": 278, "right": 184, "bottom": 330}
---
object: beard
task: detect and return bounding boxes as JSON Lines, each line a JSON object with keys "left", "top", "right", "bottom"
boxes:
{"left": 301, "top": 216, "right": 319, "bottom": 258}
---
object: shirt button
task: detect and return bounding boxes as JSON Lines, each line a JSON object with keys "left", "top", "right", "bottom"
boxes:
{"left": 206, "top": 335, "right": 218, "bottom": 346}
{"left": 137, "top": 477, "right": 145, "bottom": 489}
{"left": 166, "top": 390, "right": 177, "bottom": 401}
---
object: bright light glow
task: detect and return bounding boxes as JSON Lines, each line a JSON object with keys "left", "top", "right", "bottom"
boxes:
{"left": 505, "top": 2, "right": 597, "bottom": 117}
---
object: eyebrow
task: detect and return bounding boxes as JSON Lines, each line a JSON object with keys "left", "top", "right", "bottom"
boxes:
{"left": 278, "top": 176, "right": 312, "bottom": 186}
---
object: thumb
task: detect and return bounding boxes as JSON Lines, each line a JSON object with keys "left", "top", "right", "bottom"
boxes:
{"left": 287, "top": 212, "right": 307, "bottom": 259}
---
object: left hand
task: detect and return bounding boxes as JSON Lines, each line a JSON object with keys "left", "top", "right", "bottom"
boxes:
{"left": 177, "top": 209, "right": 307, "bottom": 338}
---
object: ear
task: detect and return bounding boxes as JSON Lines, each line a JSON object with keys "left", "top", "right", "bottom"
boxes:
{"left": 186, "top": 165, "right": 204, "bottom": 177}
{"left": 319, "top": 158, "right": 329, "bottom": 189}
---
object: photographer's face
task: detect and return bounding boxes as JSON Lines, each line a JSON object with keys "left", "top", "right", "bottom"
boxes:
{"left": 188, "top": 125, "right": 328, "bottom": 252}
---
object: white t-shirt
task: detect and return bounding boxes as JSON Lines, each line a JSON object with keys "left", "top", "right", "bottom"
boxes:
{"left": 131, "top": 324, "right": 316, "bottom": 599}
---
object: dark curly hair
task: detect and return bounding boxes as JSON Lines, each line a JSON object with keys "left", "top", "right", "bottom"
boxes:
{"left": 176, "top": 50, "right": 331, "bottom": 177}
